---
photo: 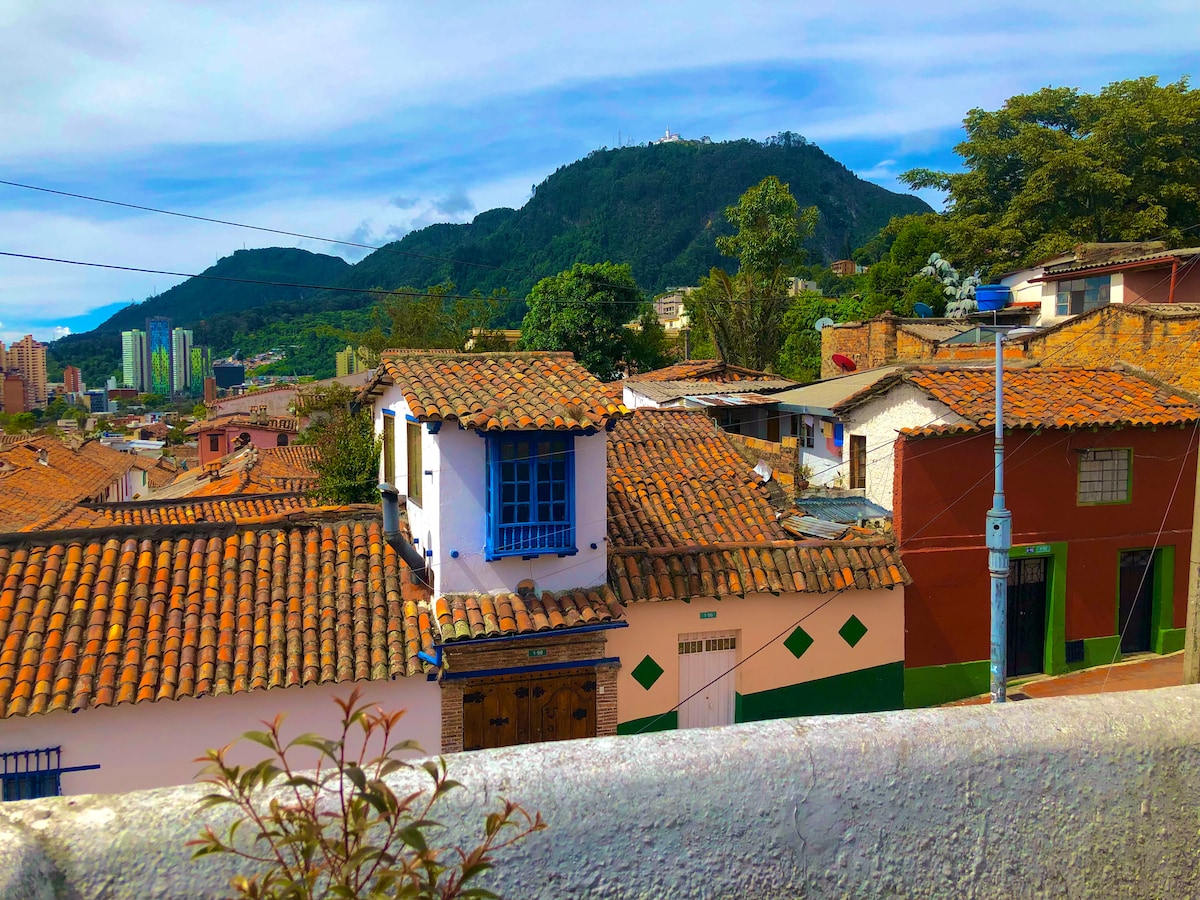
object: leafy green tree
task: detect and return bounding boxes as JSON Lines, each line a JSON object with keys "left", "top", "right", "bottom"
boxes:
{"left": 310, "top": 404, "right": 381, "bottom": 505}
{"left": 519, "top": 262, "right": 645, "bottom": 381}
{"left": 902, "top": 76, "right": 1200, "bottom": 276}
{"left": 1, "top": 412, "right": 36, "bottom": 434}
{"left": 624, "top": 308, "right": 672, "bottom": 375}
{"left": 688, "top": 176, "right": 819, "bottom": 370}
{"left": 776, "top": 292, "right": 841, "bottom": 382}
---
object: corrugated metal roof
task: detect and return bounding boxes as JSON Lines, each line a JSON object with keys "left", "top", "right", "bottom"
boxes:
{"left": 771, "top": 366, "right": 903, "bottom": 414}
{"left": 794, "top": 495, "right": 893, "bottom": 523}
{"left": 627, "top": 379, "right": 797, "bottom": 403}
{"left": 899, "top": 323, "right": 973, "bottom": 343}
{"left": 779, "top": 514, "right": 850, "bottom": 540}
{"left": 684, "top": 392, "right": 778, "bottom": 407}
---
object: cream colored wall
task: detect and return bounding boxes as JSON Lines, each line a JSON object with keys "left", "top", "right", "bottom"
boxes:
{"left": 0, "top": 676, "right": 441, "bottom": 796}
{"left": 607, "top": 587, "right": 904, "bottom": 726}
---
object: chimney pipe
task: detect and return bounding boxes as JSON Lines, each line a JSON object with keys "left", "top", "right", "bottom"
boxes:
{"left": 380, "top": 483, "right": 430, "bottom": 587}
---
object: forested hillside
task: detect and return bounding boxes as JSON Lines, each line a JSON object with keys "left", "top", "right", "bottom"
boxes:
{"left": 53, "top": 135, "right": 929, "bottom": 381}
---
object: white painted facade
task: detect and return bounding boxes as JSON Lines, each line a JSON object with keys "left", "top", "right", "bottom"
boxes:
{"left": 0, "top": 676, "right": 440, "bottom": 796}
{"left": 1001, "top": 267, "right": 1125, "bottom": 327}
{"left": 373, "top": 385, "right": 609, "bottom": 595}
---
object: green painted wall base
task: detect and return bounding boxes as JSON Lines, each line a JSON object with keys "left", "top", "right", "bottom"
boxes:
{"left": 738, "top": 662, "right": 904, "bottom": 722}
{"left": 616, "top": 711, "right": 677, "bottom": 735}
{"left": 1158, "top": 627, "right": 1186, "bottom": 655}
{"left": 904, "top": 661, "right": 990, "bottom": 708}
{"left": 1066, "top": 635, "right": 1122, "bottom": 673}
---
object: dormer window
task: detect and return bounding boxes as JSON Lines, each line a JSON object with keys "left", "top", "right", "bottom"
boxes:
{"left": 485, "top": 433, "right": 575, "bottom": 559}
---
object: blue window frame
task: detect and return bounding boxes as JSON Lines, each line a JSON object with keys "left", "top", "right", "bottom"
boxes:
{"left": 1, "top": 747, "right": 98, "bottom": 801}
{"left": 485, "top": 433, "right": 576, "bottom": 560}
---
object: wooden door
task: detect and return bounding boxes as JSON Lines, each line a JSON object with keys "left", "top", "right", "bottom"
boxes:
{"left": 1119, "top": 550, "right": 1156, "bottom": 654}
{"left": 678, "top": 632, "right": 737, "bottom": 729}
{"left": 462, "top": 668, "right": 596, "bottom": 751}
{"left": 1007, "top": 557, "right": 1048, "bottom": 677}
{"left": 849, "top": 435, "right": 866, "bottom": 489}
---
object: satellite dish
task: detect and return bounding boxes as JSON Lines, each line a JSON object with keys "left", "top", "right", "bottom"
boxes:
{"left": 831, "top": 353, "right": 857, "bottom": 372}
{"left": 814, "top": 317, "right": 835, "bottom": 332}
{"left": 913, "top": 302, "right": 934, "bottom": 319}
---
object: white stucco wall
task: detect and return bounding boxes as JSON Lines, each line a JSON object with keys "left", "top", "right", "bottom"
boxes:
{"left": 798, "top": 415, "right": 845, "bottom": 488}
{"left": 841, "top": 383, "right": 965, "bottom": 510}
{"left": 623, "top": 385, "right": 660, "bottom": 409}
{"left": 0, "top": 676, "right": 441, "bottom": 796}
{"left": 373, "top": 384, "right": 609, "bottom": 595}
{"left": 1016, "top": 269, "right": 1124, "bottom": 326}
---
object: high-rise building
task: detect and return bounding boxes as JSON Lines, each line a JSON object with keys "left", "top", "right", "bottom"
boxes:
{"left": 146, "top": 317, "right": 173, "bottom": 396}
{"left": 171, "top": 328, "right": 193, "bottom": 394}
{"left": 122, "top": 329, "right": 149, "bottom": 391}
{"left": 336, "top": 345, "right": 368, "bottom": 377}
{"left": 190, "top": 345, "right": 211, "bottom": 389}
{"left": 3, "top": 335, "right": 48, "bottom": 409}
{"left": 63, "top": 365, "right": 83, "bottom": 394}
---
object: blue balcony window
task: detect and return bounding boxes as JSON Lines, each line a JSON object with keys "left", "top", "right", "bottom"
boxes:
{"left": 485, "top": 433, "right": 576, "bottom": 560}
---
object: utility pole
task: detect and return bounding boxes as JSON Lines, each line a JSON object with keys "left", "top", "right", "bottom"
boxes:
{"left": 1183, "top": 434, "right": 1200, "bottom": 683}
{"left": 987, "top": 331, "right": 1012, "bottom": 703}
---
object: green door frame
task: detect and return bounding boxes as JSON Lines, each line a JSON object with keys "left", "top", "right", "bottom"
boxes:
{"left": 1114, "top": 545, "right": 1178, "bottom": 656}
{"left": 1009, "top": 542, "right": 1068, "bottom": 676}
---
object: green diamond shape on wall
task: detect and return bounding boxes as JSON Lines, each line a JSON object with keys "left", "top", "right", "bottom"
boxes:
{"left": 631, "top": 655, "right": 664, "bottom": 690}
{"left": 783, "top": 626, "right": 814, "bottom": 659}
{"left": 839, "top": 615, "right": 868, "bottom": 648}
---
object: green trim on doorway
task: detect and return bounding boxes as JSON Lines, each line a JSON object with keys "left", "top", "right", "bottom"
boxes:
{"left": 1010, "top": 541, "right": 1068, "bottom": 675}
{"left": 1152, "top": 546, "right": 1176, "bottom": 654}
{"left": 1158, "top": 627, "right": 1186, "bottom": 655}
{"left": 737, "top": 661, "right": 903, "bottom": 722}
{"left": 903, "top": 660, "right": 990, "bottom": 708}
{"left": 616, "top": 710, "right": 677, "bottom": 735}
{"left": 1065, "top": 635, "right": 1122, "bottom": 672}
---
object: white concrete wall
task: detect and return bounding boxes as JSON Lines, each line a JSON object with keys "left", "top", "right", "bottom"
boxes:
{"left": 1027, "top": 271, "right": 1124, "bottom": 326}
{"left": 0, "top": 676, "right": 441, "bottom": 796}
{"left": 623, "top": 385, "right": 660, "bottom": 409}
{"left": 372, "top": 383, "right": 609, "bottom": 595}
{"left": 841, "top": 384, "right": 964, "bottom": 510}
{"left": 798, "top": 415, "right": 845, "bottom": 487}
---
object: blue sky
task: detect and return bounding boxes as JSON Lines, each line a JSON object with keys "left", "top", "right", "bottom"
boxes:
{"left": 0, "top": 1, "right": 1196, "bottom": 343}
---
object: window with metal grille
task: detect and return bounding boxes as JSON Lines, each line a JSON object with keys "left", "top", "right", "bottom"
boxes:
{"left": 485, "top": 433, "right": 575, "bottom": 560}
{"left": 678, "top": 636, "right": 737, "bottom": 654}
{"left": 1, "top": 747, "right": 98, "bottom": 802}
{"left": 1077, "top": 448, "right": 1131, "bottom": 504}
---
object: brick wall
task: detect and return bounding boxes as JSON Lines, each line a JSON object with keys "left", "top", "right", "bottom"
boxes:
{"left": 439, "top": 632, "right": 619, "bottom": 752}
{"left": 1026, "top": 305, "right": 1200, "bottom": 394}
{"left": 724, "top": 432, "right": 798, "bottom": 491}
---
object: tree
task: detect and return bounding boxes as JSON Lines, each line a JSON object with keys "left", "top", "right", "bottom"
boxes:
{"left": 310, "top": 405, "right": 380, "bottom": 505}
{"left": 519, "top": 262, "right": 645, "bottom": 381}
{"left": 624, "top": 308, "right": 672, "bottom": 375}
{"left": 688, "top": 176, "right": 819, "bottom": 370}
{"left": 902, "top": 77, "right": 1200, "bottom": 276}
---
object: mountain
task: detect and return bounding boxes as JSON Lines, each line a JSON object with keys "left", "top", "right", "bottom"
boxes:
{"left": 53, "top": 136, "right": 931, "bottom": 382}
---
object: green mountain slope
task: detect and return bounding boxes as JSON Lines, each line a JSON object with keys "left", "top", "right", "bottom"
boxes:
{"left": 54, "top": 136, "right": 930, "bottom": 382}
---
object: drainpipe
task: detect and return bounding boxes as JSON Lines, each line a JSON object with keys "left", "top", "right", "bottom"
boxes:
{"left": 380, "top": 483, "right": 430, "bottom": 587}
{"left": 987, "top": 332, "right": 1012, "bottom": 703}
{"left": 1169, "top": 257, "right": 1180, "bottom": 304}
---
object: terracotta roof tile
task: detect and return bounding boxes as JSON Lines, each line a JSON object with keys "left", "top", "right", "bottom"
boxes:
{"left": 629, "top": 360, "right": 782, "bottom": 382}
{"left": 156, "top": 444, "right": 320, "bottom": 499}
{"left": 0, "top": 438, "right": 138, "bottom": 532}
{"left": 185, "top": 413, "right": 300, "bottom": 436}
{"left": 364, "top": 351, "right": 629, "bottom": 432}
{"left": 606, "top": 409, "right": 908, "bottom": 600}
{"left": 39, "top": 494, "right": 331, "bottom": 530}
{"left": 432, "top": 586, "right": 623, "bottom": 643}
{"left": 0, "top": 514, "right": 429, "bottom": 719}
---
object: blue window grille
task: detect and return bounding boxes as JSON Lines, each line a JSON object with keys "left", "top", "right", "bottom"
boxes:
{"left": 1, "top": 747, "right": 99, "bottom": 801}
{"left": 485, "top": 433, "right": 576, "bottom": 560}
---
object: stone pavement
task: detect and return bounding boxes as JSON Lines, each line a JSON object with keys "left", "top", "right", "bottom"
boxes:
{"left": 948, "top": 651, "right": 1184, "bottom": 705}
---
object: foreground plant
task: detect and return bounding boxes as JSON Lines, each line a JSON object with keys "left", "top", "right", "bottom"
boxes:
{"left": 190, "top": 689, "right": 545, "bottom": 899}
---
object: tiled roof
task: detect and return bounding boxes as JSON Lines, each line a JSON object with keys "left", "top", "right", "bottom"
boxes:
{"left": 0, "top": 439, "right": 136, "bottom": 533}
{"left": 898, "top": 323, "right": 974, "bottom": 343}
{"left": 904, "top": 367, "right": 1200, "bottom": 429}
{"left": 629, "top": 360, "right": 783, "bottom": 382}
{"left": 146, "top": 458, "right": 181, "bottom": 490}
{"left": 431, "top": 586, "right": 623, "bottom": 643}
{"left": 156, "top": 444, "right": 320, "bottom": 499}
{"left": 0, "top": 435, "right": 32, "bottom": 448}
{"left": 185, "top": 413, "right": 300, "bottom": 436}
{"left": 38, "top": 494, "right": 329, "bottom": 530}
{"left": 0, "top": 514, "right": 432, "bottom": 719}
{"left": 364, "top": 351, "right": 628, "bottom": 432}
{"left": 609, "top": 540, "right": 909, "bottom": 603}
{"left": 1044, "top": 244, "right": 1199, "bottom": 276}
{"left": 608, "top": 410, "right": 788, "bottom": 547}
{"left": 606, "top": 409, "right": 908, "bottom": 599}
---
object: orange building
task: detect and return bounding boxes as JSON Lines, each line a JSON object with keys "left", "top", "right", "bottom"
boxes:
{"left": 2, "top": 334, "right": 48, "bottom": 409}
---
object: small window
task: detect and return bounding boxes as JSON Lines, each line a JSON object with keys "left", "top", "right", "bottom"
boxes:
{"left": 849, "top": 434, "right": 867, "bottom": 490}
{"left": 406, "top": 421, "right": 423, "bottom": 505}
{"left": 1078, "top": 448, "right": 1131, "bottom": 504}
{"left": 800, "top": 418, "right": 815, "bottom": 449}
{"left": 485, "top": 433, "right": 574, "bottom": 559}
{"left": 2, "top": 748, "right": 62, "bottom": 801}
{"left": 208, "top": 434, "right": 220, "bottom": 452}
{"left": 276, "top": 433, "right": 288, "bottom": 447}
{"left": 1055, "top": 275, "right": 1110, "bottom": 316}
{"left": 381, "top": 413, "right": 395, "bottom": 485}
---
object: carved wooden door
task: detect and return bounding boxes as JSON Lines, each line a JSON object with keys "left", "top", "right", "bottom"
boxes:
{"left": 462, "top": 668, "right": 596, "bottom": 751}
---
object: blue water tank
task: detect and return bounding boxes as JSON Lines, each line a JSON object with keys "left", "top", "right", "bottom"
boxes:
{"left": 975, "top": 284, "right": 1011, "bottom": 311}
